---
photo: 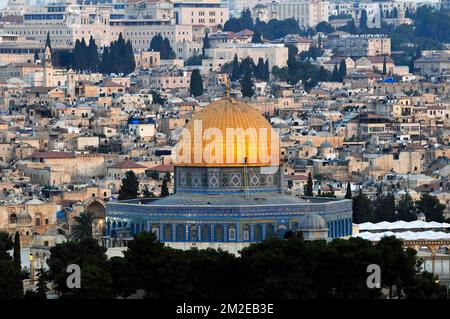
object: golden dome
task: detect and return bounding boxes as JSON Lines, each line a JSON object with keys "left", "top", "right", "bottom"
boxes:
{"left": 175, "top": 98, "right": 279, "bottom": 167}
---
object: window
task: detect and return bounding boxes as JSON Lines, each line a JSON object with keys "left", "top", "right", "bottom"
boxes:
{"left": 35, "top": 213, "right": 42, "bottom": 227}
{"left": 215, "top": 225, "right": 223, "bottom": 241}
{"left": 9, "top": 214, "right": 17, "bottom": 224}
{"left": 45, "top": 219, "right": 49, "bottom": 225}
{"left": 243, "top": 225, "right": 249, "bottom": 241}
{"left": 176, "top": 224, "right": 185, "bottom": 241}
{"left": 228, "top": 225, "right": 236, "bottom": 241}
{"left": 164, "top": 224, "right": 172, "bottom": 241}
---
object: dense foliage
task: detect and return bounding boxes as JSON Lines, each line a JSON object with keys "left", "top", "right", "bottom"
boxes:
{"left": 45, "top": 233, "right": 446, "bottom": 299}
{"left": 353, "top": 191, "right": 445, "bottom": 223}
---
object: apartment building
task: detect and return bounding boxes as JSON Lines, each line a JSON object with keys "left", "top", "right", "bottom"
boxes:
{"left": 0, "top": 2, "right": 194, "bottom": 58}
{"left": 173, "top": 0, "right": 229, "bottom": 28}
{"left": 266, "top": 0, "right": 329, "bottom": 28}
{"left": 324, "top": 33, "right": 391, "bottom": 57}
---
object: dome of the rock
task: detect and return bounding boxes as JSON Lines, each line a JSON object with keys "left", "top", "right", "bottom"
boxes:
{"left": 175, "top": 98, "right": 279, "bottom": 167}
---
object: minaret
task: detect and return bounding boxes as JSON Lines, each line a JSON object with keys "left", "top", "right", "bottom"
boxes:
{"left": 43, "top": 45, "right": 53, "bottom": 87}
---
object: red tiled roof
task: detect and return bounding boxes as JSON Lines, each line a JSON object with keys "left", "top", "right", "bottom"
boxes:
{"left": 109, "top": 161, "right": 146, "bottom": 169}
{"left": 148, "top": 164, "right": 174, "bottom": 172}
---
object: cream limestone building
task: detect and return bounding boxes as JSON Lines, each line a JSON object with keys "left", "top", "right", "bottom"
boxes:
{"left": 205, "top": 43, "right": 288, "bottom": 69}
{"left": 266, "top": 0, "right": 329, "bottom": 28}
{"left": 173, "top": 0, "right": 229, "bottom": 28}
{"left": 1, "top": 2, "right": 195, "bottom": 58}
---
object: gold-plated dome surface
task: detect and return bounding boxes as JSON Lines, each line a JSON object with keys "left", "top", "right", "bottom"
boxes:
{"left": 176, "top": 98, "right": 279, "bottom": 167}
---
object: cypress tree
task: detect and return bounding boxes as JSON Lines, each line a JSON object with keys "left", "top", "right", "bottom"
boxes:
{"left": 202, "top": 32, "right": 210, "bottom": 58}
{"left": 125, "top": 39, "right": 136, "bottom": 74}
{"left": 231, "top": 54, "right": 240, "bottom": 81}
{"left": 338, "top": 59, "right": 347, "bottom": 81}
{"left": 332, "top": 64, "right": 340, "bottom": 82}
{"left": 189, "top": 69, "right": 204, "bottom": 97}
{"left": 150, "top": 33, "right": 163, "bottom": 52}
{"left": 45, "top": 32, "right": 52, "bottom": 52}
{"left": 318, "top": 66, "right": 329, "bottom": 82}
{"left": 345, "top": 182, "right": 352, "bottom": 199}
{"left": 240, "top": 66, "right": 254, "bottom": 97}
{"left": 88, "top": 36, "right": 99, "bottom": 72}
{"left": 359, "top": 9, "right": 368, "bottom": 32}
{"left": 13, "top": 232, "right": 20, "bottom": 271}
{"left": 100, "top": 46, "right": 111, "bottom": 74}
{"left": 160, "top": 179, "right": 169, "bottom": 197}
{"left": 304, "top": 172, "right": 314, "bottom": 196}
{"left": 382, "top": 56, "right": 387, "bottom": 75}
{"left": 118, "top": 170, "right": 140, "bottom": 200}
{"left": 264, "top": 59, "right": 270, "bottom": 81}
{"left": 255, "top": 57, "right": 265, "bottom": 80}
{"left": 251, "top": 29, "right": 263, "bottom": 43}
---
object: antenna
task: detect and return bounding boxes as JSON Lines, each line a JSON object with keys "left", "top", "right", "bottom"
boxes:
{"left": 225, "top": 77, "right": 230, "bottom": 98}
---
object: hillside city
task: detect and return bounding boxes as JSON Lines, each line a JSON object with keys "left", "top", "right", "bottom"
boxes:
{"left": 0, "top": 0, "right": 450, "bottom": 300}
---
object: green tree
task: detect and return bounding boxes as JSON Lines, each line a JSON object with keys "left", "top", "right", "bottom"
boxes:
{"left": 345, "top": 183, "right": 352, "bottom": 199}
{"left": 45, "top": 32, "right": 52, "bottom": 52}
{"left": 304, "top": 172, "right": 314, "bottom": 196}
{"left": 240, "top": 66, "right": 254, "bottom": 97}
{"left": 316, "top": 21, "right": 333, "bottom": 34}
{"left": 359, "top": 9, "right": 368, "bottom": 32}
{"left": 415, "top": 194, "right": 445, "bottom": 222}
{"left": 231, "top": 54, "right": 240, "bottom": 81}
{"left": 118, "top": 170, "right": 140, "bottom": 200}
{"left": 160, "top": 179, "right": 169, "bottom": 197}
{"left": 338, "top": 59, "right": 347, "bottom": 81}
{"left": 331, "top": 63, "right": 340, "bottom": 82}
{"left": 396, "top": 192, "right": 417, "bottom": 221}
{"left": 264, "top": 59, "right": 270, "bottom": 81}
{"left": 47, "top": 239, "right": 109, "bottom": 296}
{"left": 88, "top": 35, "right": 99, "bottom": 72}
{"left": 254, "top": 57, "right": 266, "bottom": 80}
{"left": 352, "top": 189, "right": 374, "bottom": 223}
{"left": 373, "top": 192, "right": 397, "bottom": 222}
{"left": 377, "top": 236, "right": 417, "bottom": 298}
{"left": 189, "top": 69, "right": 204, "bottom": 97}
{"left": 251, "top": 29, "right": 263, "bottom": 43}
{"left": 70, "top": 212, "right": 94, "bottom": 242}
{"left": 35, "top": 269, "right": 49, "bottom": 299}
{"left": 0, "top": 260, "right": 23, "bottom": 299}
{"left": 13, "top": 231, "right": 21, "bottom": 270}
{"left": 202, "top": 32, "right": 210, "bottom": 58}
{"left": 150, "top": 33, "right": 163, "bottom": 52}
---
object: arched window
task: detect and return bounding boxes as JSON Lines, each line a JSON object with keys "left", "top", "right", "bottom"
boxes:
{"left": 164, "top": 224, "right": 172, "bottom": 241}
{"left": 176, "top": 224, "right": 185, "bottom": 241}
{"left": 215, "top": 225, "right": 223, "bottom": 242}
{"left": 151, "top": 224, "right": 159, "bottom": 239}
{"left": 130, "top": 223, "right": 135, "bottom": 234}
{"left": 9, "top": 214, "right": 17, "bottom": 224}
{"left": 228, "top": 225, "right": 236, "bottom": 241}
{"left": 190, "top": 225, "right": 198, "bottom": 241}
{"left": 243, "top": 225, "right": 250, "bottom": 241}
{"left": 201, "top": 224, "right": 210, "bottom": 242}
{"left": 117, "top": 221, "right": 123, "bottom": 228}
{"left": 267, "top": 224, "right": 275, "bottom": 239}
{"left": 254, "top": 224, "right": 263, "bottom": 241}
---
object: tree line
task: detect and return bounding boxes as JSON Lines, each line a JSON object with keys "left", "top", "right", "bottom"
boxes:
{"left": 352, "top": 189, "right": 447, "bottom": 224}
{"left": 223, "top": 9, "right": 303, "bottom": 41}
{"left": 52, "top": 33, "right": 136, "bottom": 75}
{"left": 28, "top": 232, "right": 446, "bottom": 299}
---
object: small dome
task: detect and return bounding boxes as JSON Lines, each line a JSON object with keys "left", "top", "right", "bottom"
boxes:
{"left": 299, "top": 213, "right": 327, "bottom": 230}
{"left": 417, "top": 212, "right": 426, "bottom": 221}
{"left": 303, "top": 140, "right": 313, "bottom": 147}
{"left": 18, "top": 211, "right": 32, "bottom": 224}
{"left": 320, "top": 140, "right": 333, "bottom": 148}
{"left": 26, "top": 198, "right": 44, "bottom": 205}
